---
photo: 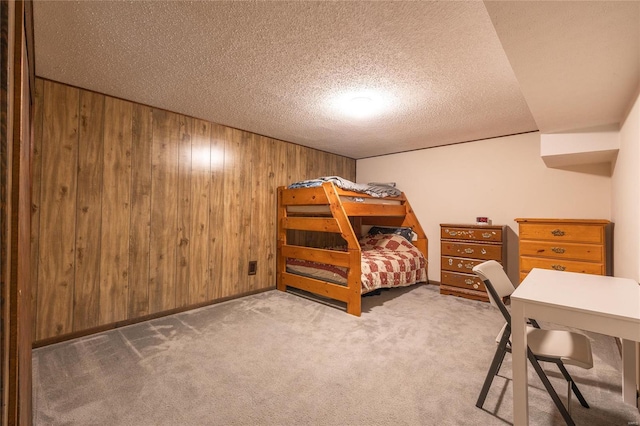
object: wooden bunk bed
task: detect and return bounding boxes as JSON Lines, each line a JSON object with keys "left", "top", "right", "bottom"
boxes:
{"left": 277, "top": 181, "right": 428, "bottom": 316}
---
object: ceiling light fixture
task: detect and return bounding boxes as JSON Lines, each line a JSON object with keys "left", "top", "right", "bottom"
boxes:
{"left": 332, "top": 90, "right": 388, "bottom": 119}
{"left": 348, "top": 96, "right": 374, "bottom": 117}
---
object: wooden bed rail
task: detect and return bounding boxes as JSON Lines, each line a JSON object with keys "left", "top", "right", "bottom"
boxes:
{"left": 342, "top": 203, "right": 406, "bottom": 216}
{"left": 281, "top": 217, "right": 342, "bottom": 233}
{"left": 279, "top": 186, "right": 335, "bottom": 205}
{"left": 280, "top": 271, "right": 354, "bottom": 303}
{"left": 280, "top": 245, "right": 351, "bottom": 267}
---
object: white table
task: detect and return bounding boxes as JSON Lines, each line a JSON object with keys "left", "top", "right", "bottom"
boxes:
{"left": 511, "top": 268, "right": 640, "bottom": 425}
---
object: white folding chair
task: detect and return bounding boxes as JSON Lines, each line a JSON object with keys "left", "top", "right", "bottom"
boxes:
{"left": 473, "top": 260, "right": 593, "bottom": 426}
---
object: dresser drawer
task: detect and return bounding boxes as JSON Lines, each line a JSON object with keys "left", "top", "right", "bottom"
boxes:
{"left": 441, "top": 226, "right": 503, "bottom": 243}
{"left": 441, "top": 271, "right": 486, "bottom": 292}
{"left": 440, "top": 284, "right": 489, "bottom": 302}
{"left": 520, "top": 256, "right": 605, "bottom": 275}
{"left": 518, "top": 223, "right": 603, "bottom": 244}
{"left": 519, "top": 240, "right": 604, "bottom": 262}
{"left": 441, "top": 241, "right": 503, "bottom": 261}
{"left": 441, "top": 256, "right": 488, "bottom": 274}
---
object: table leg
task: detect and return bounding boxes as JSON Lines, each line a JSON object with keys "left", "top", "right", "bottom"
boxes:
{"left": 621, "top": 339, "right": 638, "bottom": 405}
{"left": 512, "top": 299, "right": 529, "bottom": 425}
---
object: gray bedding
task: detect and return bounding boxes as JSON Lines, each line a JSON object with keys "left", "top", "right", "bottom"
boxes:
{"left": 287, "top": 176, "right": 401, "bottom": 198}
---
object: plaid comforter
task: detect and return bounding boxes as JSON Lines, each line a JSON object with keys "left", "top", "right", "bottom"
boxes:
{"left": 286, "top": 234, "right": 427, "bottom": 293}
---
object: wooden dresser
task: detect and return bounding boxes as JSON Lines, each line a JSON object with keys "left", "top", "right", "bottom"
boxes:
{"left": 440, "top": 224, "right": 507, "bottom": 302}
{"left": 515, "top": 218, "right": 613, "bottom": 282}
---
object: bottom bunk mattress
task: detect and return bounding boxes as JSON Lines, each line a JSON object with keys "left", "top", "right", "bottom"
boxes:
{"left": 285, "top": 234, "right": 427, "bottom": 293}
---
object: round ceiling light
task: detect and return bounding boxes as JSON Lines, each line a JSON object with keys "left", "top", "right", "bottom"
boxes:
{"left": 348, "top": 96, "right": 374, "bottom": 118}
{"left": 330, "top": 90, "right": 389, "bottom": 119}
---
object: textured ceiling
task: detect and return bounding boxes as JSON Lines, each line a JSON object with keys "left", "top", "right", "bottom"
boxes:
{"left": 33, "top": 1, "right": 639, "bottom": 160}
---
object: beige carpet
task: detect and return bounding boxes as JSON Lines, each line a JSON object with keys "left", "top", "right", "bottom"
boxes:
{"left": 33, "top": 284, "right": 640, "bottom": 425}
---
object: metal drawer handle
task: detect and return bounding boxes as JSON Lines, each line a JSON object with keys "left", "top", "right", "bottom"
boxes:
{"left": 551, "top": 264, "right": 566, "bottom": 271}
{"left": 551, "top": 247, "right": 565, "bottom": 254}
{"left": 464, "top": 279, "right": 474, "bottom": 285}
{"left": 473, "top": 283, "right": 479, "bottom": 289}
{"left": 448, "top": 230, "right": 457, "bottom": 236}
{"left": 551, "top": 229, "right": 565, "bottom": 237}
{"left": 464, "top": 248, "right": 474, "bottom": 254}
{"left": 482, "top": 232, "right": 492, "bottom": 238}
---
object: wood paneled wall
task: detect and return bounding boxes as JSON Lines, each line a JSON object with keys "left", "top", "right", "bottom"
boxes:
{"left": 31, "top": 78, "right": 355, "bottom": 342}
{"left": 2, "top": 1, "right": 34, "bottom": 423}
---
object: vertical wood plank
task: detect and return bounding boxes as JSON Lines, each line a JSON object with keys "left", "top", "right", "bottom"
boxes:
{"left": 335, "top": 154, "right": 345, "bottom": 179}
{"left": 249, "top": 135, "right": 267, "bottom": 290}
{"left": 262, "top": 137, "right": 285, "bottom": 288}
{"left": 188, "top": 119, "right": 211, "bottom": 304}
{"left": 333, "top": 152, "right": 354, "bottom": 180}
{"left": 175, "top": 115, "right": 192, "bottom": 308}
{"left": 30, "top": 78, "right": 43, "bottom": 339}
{"left": 305, "top": 147, "right": 327, "bottom": 178}
{"left": 273, "top": 139, "right": 289, "bottom": 188}
{"left": 208, "top": 124, "right": 225, "bottom": 300}
{"left": 128, "top": 104, "right": 153, "bottom": 319}
{"left": 273, "top": 139, "right": 290, "bottom": 292}
{"left": 149, "top": 109, "right": 179, "bottom": 313}
{"left": 99, "top": 97, "right": 132, "bottom": 324}
{"left": 272, "top": 139, "right": 289, "bottom": 286}
{"left": 325, "top": 152, "right": 336, "bottom": 176}
{"left": 37, "top": 80, "right": 79, "bottom": 339}
{"left": 323, "top": 150, "right": 334, "bottom": 176}
{"left": 250, "top": 136, "right": 287, "bottom": 289}
{"left": 304, "top": 146, "right": 318, "bottom": 178}
{"left": 305, "top": 147, "right": 316, "bottom": 178}
{"left": 221, "top": 129, "right": 252, "bottom": 297}
{"left": 73, "top": 89, "right": 104, "bottom": 330}
{"left": 286, "top": 143, "right": 306, "bottom": 184}
{"left": 343, "top": 155, "right": 356, "bottom": 181}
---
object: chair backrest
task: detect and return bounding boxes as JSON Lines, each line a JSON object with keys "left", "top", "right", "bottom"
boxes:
{"left": 472, "top": 260, "right": 516, "bottom": 323}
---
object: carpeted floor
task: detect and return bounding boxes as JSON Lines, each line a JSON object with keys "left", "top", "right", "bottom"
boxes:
{"left": 33, "top": 284, "right": 640, "bottom": 425}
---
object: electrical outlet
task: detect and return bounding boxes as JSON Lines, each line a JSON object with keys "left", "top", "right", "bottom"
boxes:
{"left": 248, "top": 261, "right": 257, "bottom": 275}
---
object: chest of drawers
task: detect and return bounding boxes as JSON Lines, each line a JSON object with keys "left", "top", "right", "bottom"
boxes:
{"left": 440, "top": 224, "right": 507, "bottom": 302}
{"left": 515, "top": 218, "right": 613, "bottom": 282}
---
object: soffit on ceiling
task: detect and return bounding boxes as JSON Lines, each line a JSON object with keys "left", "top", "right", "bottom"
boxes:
{"left": 33, "top": 1, "right": 537, "bottom": 159}
{"left": 485, "top": 0, "right": 640, "bottom": 134}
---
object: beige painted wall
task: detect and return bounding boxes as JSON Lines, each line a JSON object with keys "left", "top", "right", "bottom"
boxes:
{"left": 612, "top": 92, "right": 640, "bottom": 281}
{"left": 357, "top": 132, "right": 612, "bottom": 283}
{"left": 610, "top": 90, "right": 640, "bottom": 399}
